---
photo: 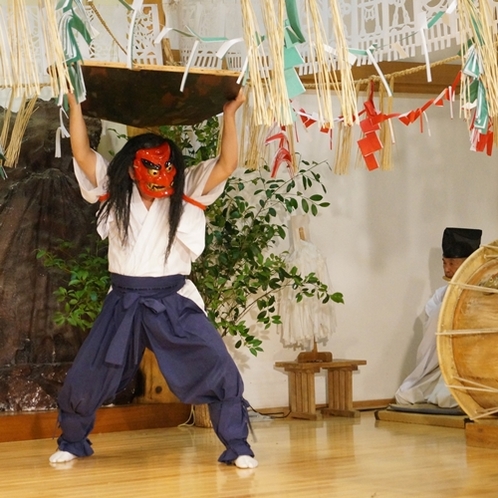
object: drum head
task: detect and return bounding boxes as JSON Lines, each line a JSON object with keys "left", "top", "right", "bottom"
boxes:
{"left": 438, "top": 240, "right": 498, "bottom": 420}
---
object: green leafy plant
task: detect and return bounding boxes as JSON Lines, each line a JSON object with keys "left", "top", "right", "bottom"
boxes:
{"left": 37, "top": 236, "right": 110, "bottom": 331}
{"left": 39, "top": 118, "right": 344, "bottom": 356}
{"left": 192, "top": 161, "right": 343, "bottom": 355}
{"left": 159, "top": 116, "right": 220, "bottom": 166}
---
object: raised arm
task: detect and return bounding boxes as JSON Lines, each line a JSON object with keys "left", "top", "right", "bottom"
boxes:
{"left": 67, "top": 93, "right": 98, "bottom": 187}
{"left": 202, "top": 89, "right": 246, "bottom": 194}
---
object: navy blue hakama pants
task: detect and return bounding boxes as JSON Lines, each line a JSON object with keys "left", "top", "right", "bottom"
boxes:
{"left": 56, "top": 273, "right": 254, "bottom": 463}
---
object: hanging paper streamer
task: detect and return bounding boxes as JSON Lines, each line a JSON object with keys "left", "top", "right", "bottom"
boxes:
{"left": 357, "top": 83, "right": 383, "bottom": 171}
{"left": 57, "top": 0, "right": 96, "bottom": 102}
{"left": 216, "top": 37, "right": 245, "bottom": 77}
{"left": 125, "top": 0, "right": 144, "bottom": 68}
{"left": 265, "top": 126, "right": 295, "bottom": 177}
{"left": 341, "top": 0, "right": 460, "bottom": 69}
{"left": 283, "top": 20, "right": 306, "bottom": 100}
{"left": 416, "top": 12, "right": 432, "bottom": 83}
{"left": 54, "top": 0, "right": 99, "bottom": 160}
{"left": 57, "top": 0, "right": 95, "bottom": 64}
{"left": 379, "top": 76, "right": 395, "bottom": 171}
{"left": 42, "top": 0, "right": 73, "bottom": 98}
{"left": 282, "top": 0, "right": 307, "bottom": 102}
{"left": 350, "top": 45, "right": 392, "bottom": 97}
{"left": 298, "top": 66, "right": 469, "bottom": 170}
{"left": 297, "top": 108, "right": 318, "bottom": 129}
{"left": 237, "top": 0, "right": 308, "bottom": 127}
{"left": 471, "top": 126, "right": 493, "bottom": 156}
{"left": 154, "top": 26, "right": 232, "bottom": 92}
{"left": 55, "top": 105, "right": 71, "bottom": 159}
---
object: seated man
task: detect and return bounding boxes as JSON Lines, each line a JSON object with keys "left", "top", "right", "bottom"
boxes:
{"left": 395, "top": 227, "right": 482, "bottom": 408}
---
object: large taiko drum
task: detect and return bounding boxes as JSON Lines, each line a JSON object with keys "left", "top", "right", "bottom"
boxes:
{"left": 438, "top": 240, "right": 498, "bottom": 420}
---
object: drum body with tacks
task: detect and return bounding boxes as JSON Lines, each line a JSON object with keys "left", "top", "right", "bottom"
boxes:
{"left": 438, "top": 240, "right": 498, "bottom": 420}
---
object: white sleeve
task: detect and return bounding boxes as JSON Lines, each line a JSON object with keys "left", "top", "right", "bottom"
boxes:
{"left": 425, "top": 285, "right": 448, "bottom": 317}
{"left": 73, "top": 152, "right": 108, "bottom": 204}
{"left": 184, "top": 157, "right": 226, "bottom": 206}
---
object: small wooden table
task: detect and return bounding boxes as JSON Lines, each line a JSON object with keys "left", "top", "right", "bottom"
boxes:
{"left": 274, "top": 359, "right": 367, "bottom": 420}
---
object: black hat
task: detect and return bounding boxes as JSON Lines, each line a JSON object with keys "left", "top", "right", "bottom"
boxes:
{"left": 442, "top": 227, "right": 482, "bottom": 258}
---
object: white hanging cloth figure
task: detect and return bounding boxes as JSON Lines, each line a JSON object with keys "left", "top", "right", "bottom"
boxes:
{"left": 279, "top": 214, "right": 336, "bottom": 348}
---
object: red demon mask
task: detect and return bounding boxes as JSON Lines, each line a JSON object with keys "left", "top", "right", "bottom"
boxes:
{"left": 132, "top": 142, "right": 176, "bottom": 198}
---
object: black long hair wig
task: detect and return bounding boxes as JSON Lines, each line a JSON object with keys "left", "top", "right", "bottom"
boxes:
{"left": 97, "top": 133, "right": 186, "bottom": 261}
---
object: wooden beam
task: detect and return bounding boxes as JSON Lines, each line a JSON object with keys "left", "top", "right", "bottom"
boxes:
{"left": 152, "top": 50, "right": 462, "bottom": 95}
{"left": 0, "top": 403, "right": 191, "bottom": 443}
{"left": 301, "top": 61, "right": 461, "bottom": 95}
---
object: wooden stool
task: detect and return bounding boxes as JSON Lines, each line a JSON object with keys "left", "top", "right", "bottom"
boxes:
{"left": 321, "top": 360, "right": 366, "bottom": 418}
{"left": 275, "top": 359, "right": 367, "bottom": 420}
{"left": 274, "top": 362, "right": 322, "bottom": 420}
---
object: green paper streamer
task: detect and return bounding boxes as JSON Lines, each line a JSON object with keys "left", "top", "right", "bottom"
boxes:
{"left": 185, "top": 27, "right": 228, "bottom": 43}
{"left": 284, "top": 43, "right": 304, "bottom": 69}
{"left": 284, "top": 67, "right": 305, "bottom": 99}
{"left": 427, "top": 11, "right": 444, "bottom": 29}
{"left": 285, "top": 0, "right": 305, "bottom": 43}
{"left": 463, "top": 45, "right": 481, "bottom": 79}
{"left": 474, "top": 80, "right": 489, "bottom": 132}
{"left": 468, "top": 79, "right": 479, "bottom": 103}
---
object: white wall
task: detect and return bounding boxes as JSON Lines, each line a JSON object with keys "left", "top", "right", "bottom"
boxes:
{"left": 226, "top": 92, "right": 498, "bottom": 409}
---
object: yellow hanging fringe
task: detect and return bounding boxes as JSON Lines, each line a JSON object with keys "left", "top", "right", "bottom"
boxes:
{"left": 240, "top": 0, "right": 272, "bottom": 127}
{"left": 304, "top": 0, "right": 335, "bottom": 128}
{"left": 4, "top": 96, "right": 38, "bottom": 168}
{"left": 328, "top": 0, "right": 358, "bottom": 126}
{"left": 457, "top": 0, "right": 498, "bottom": 145}
{"left": 333, "top": 122, "right": 353, "bottom": 175}
{"left": 260, "top": 0, "right": 293, "bottom": 126}
{"left": 0, "top": 1, "right": 70, "bottom": 167}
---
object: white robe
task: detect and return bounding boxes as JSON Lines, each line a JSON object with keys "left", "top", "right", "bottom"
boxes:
{"left": 73, "top": 152, "right": 225, "bottom": 310}
{"left": 279, "top": 215, "right": 336, "bottom": 348}
{"left": 395, "top": 284, "right": 458, "bottom": 408}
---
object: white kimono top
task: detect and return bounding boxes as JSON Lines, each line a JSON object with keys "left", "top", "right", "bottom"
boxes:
{"left": 73, "top": 152, "right": 225, "bottom": 310}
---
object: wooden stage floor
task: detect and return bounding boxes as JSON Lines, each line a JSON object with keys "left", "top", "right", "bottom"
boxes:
{"left": 3, "top": 410, "right": 498, "bottom": 497}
